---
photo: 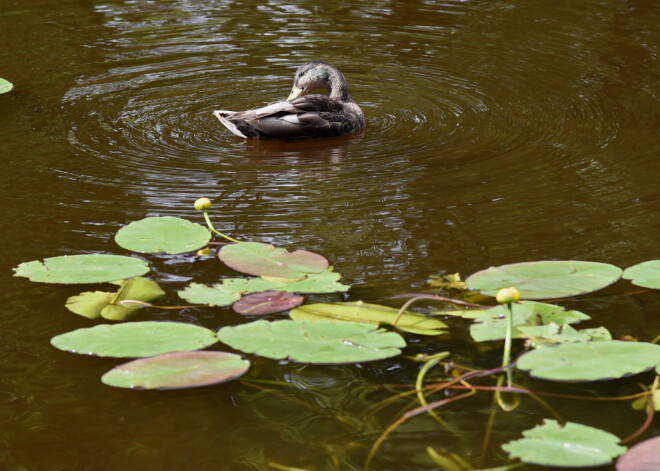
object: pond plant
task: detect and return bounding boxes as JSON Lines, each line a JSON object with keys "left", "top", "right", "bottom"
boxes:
{"left": 12, "top": 199, "right": 660, "bottom": 470}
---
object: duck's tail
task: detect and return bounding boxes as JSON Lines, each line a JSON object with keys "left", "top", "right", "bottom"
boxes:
{"left": 213, "top": 110, "right": 248, "bottom": 138}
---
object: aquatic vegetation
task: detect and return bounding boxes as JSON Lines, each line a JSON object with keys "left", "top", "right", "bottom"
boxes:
{"left": 11, "top": 199, "right": 660, "bottom": 470}
{"left": 0, "top": 78, "right": 12, "bottom": 94}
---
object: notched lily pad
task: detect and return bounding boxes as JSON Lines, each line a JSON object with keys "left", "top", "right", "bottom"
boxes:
{"left": 13, "top": 254, "right": 149, "bottom": 284}
{"left": 502, "top": 419, "right": 626, "bottom": 467}
{"left": 218, "top": 242, "right": 328, "bottom": 278}
{"left": 466, "top": 260, "right": 622, "bottom": 299}
{"left": 233, "top": 291, "right": 304, "bottom": 315}
{"left": 115, "top": 216, "right": 211, "bottom": 254}
{"left": 516, "top": 340, "right": 660, "bottom": 381}
{"left": 178, "top": 282, "right": 241, "bottom": 307}
{"left": 221, "top": 268, "right": 349, "bottom": 294}
{"left": 217, "top": 319, "right": 406, "bottom": 364}
{"left": 622, "top": 260, "right": 660, "bottom": 289}
{"left": 290, "top": 301, "right": 448, "bottom": 336}
{"left": 51, "top": 321, "right": 218, "bottom": 358}
{"left": 66, "top": 277, "right": 165, "bottom": 321}
{"left": 101, "top": 351, "right": 250, "bottom": 390}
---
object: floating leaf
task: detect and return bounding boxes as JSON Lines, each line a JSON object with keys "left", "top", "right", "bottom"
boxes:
{"left": 101, "top": 351, "right": 250, "bottom": 390}
{"left": 616, "top": 436, "right": 660, "bottom": 471}
{"left": 516, "top": 340, "right": 660, "bottom": 381}
{"left": 502, "top": 419, "right": 626, "bottom": 467}
{"left": 469, "top": 301, "right": 590, "bottom": 342}
{"left": 115, "top": 216, "right": 211, "bottom": 254}
{"left": 517, "top": 324, "right": 612, "bottom": 347}
{"left": 221, "top": 268, "right": 349, "bottom": 294}
{"left": 51, "top": 321, "right": 218, "bottom": 358}
{"left": 466, "top": 261, "right": 622, "bottom": 299}
{"left": 13, "top": 254, "right": 149, "bottom": 284}
{"left": 631, "top": 389, "right": 660, "bottom": 412}
{"left": 0, "top": 78, "right": 13, "bottom": 94}
{"left": 432, "top": 309, "right": 485, "bottom": 320}
{"left": 178, "top": 283, "right": 241, "bottom": 307}
{"left": 290, "top": 301, "right": 448, "bottom": 336}
{"left": 233, "top": 291, "right": 304, "bottom": 315}
{"left": 622, "top": 260, "right": 660, "bottom": 289}
{"left": 427, "top": 273, "right": 467, "bottom": 290}
{"left": 217, "top": 319, "right": 406, "bottom": 364}
{"left": 66, "top": 277, "right": 165, "bottom": 321}
{"left": 218, "top": 242, "right": 328, "bottom": 278}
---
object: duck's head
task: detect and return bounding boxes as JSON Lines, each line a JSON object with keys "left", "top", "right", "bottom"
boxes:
{"left": 287, "top": 61, "right": 350, "bottom": 101}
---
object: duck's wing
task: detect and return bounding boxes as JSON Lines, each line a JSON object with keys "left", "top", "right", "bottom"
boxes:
{"left": 214, "top": 96, "right": 359, "bottom": 140}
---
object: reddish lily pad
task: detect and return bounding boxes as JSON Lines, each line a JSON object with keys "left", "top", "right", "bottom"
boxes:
{"left": 233, "top": 291, "right": 305, "bottom": 315}
{"left": 617, "top": 436, "right": 660, "bottom": 471}
{"left": 101, "top": 351, "right": 250, "bottom": 390}
{"left": 218, "top": 242, "right": 328, "bottom": 278}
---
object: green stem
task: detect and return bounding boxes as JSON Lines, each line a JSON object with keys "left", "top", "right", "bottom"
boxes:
{"left": 501, "top": 302, "right": 514, "bottom": 379}
{"left": 203, "top": 210, "right": 240, "bottom": 243}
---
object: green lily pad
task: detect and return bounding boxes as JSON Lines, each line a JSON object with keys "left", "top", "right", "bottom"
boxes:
{"left": 0, "top": 78, "right": 13, "bottom": 94}
{"left": 66, "top": 277, "right": 165, "bottom": 321}
{"left": 517, "top": 324, "right": 612, "bottom": 347}
{"left": 101, "top": 351, "right": 250, "bottom": 390}
{"left": 623, "top": 260, "right": 660, "bottom": 289}
{"left": 502, "top": 419, "right": 626, "bottom": 467}
{"left": 516, "top": 340, "right": 660, "bottom": 381}
{"left": 221, "top": 268, "right": 350, "bottom": 294}
{"left": 466, "top": 261, "right": 622, "bottom": 299}
{"left": 115, "top": 216, "right": 211, "bottom": 254}
{"left": 289, "top": 301, "right": 448, "bottom": 336}
{"left": 51, "top": 321, "right": 218, "bottom": 358}
{"left": 217, "top": 319, "right": 406, "bottom": 364}
{"left": 218, "top": 242, "right": 328, "bottom": 278}
{"left": 469, "top": 301, "right": 590, "bottom": 342}
{"left": 14, "top": 254, "right": 149, "bottom": 284}
{"left": 616, "top": 436, "right": 660, "bottom": 471}
{"left": 178, "top": 282, "right": 241, "bottom": 307}
{"left": 233, "top": 291, "right": 304, "bottom": 315}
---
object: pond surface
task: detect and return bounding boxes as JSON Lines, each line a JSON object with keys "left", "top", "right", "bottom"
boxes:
{"left": 1, "top": 0, "right": 659, "bottom": 470}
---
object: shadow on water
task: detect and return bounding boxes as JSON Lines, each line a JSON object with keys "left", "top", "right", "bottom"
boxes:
{"left": 1, "top": 0, "right": 659, "bottom": 470}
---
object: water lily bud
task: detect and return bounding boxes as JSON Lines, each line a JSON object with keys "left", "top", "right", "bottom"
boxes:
{"left": 496, "top": 286, "right": 520, "bottom": 304}
{"left": 194, "top": 197, "right": 212, "bottom": 211}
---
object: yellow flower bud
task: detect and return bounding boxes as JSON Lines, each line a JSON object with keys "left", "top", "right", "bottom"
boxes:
{"left": 496, "top": 286, "right": 520, "bottom": 304}
{"left": 194, "top": 197, "right": 212, "bottom": 211}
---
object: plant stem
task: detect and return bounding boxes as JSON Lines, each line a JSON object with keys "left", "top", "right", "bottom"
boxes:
{"left": 202, "top": 210, "right": 240, "bottom": 243}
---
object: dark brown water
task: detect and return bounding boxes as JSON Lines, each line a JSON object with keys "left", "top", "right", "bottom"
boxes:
{"left": 1, "top": 0, "right": 659, "bottom": 470}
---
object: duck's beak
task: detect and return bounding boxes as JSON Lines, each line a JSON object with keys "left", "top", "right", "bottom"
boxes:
{"left": 287, "top": 86, "right": 304, "bottom": 101}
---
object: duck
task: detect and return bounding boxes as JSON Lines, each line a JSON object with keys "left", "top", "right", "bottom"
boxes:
{"left": 214, "top": 61, "right": 365, "bottom": 140}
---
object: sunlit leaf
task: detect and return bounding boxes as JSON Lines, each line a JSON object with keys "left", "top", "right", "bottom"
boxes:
{"left": 466, "top": 261, "right": 622, "bottom": 299}
{"left": 101, "top": 351, "right": 250, "bottom": 390}
{"left": 51, "top": 321, "right": 218, "bottom": 357}
{"left": 502, "top": 419, "right": 626, "bottom": 467}
{"left": 516, "top": 340, "right": 660, "bottom": 381}
{"left": 616, "top": 436, "right": 660, "bottom": 471}
{"left": 289, "top": 301, "right": 448, "bottom": 336}
{"left": 13, "top": 254, "right": 149, "bottom": 284}
{"left": 218, "top": 242, "right": 328, "bottom": 278}
{"left": 622, "top": 260, "right": 660, "bottom": 289}
{"left": 631, "top": 390, "right": 660, "bottom": 412}
{"left": 115, "top": 216, "right": 211, "bottom": 254}
{"left": 0, "top": 78, "right": 13, "bottom": 94}
{"left": 217, "top": 319, "right": 406, "bottom": 364}
{"left": 233, "top": 291, "right": 304, "bottom": 315}
{"left": 178, "top": 282, "right": 241, "bottom": 307}
{"left": 66, "top": 277, "right": 165, "bottom": 320}
{"left": 469, "top": 301, "right": 590, "bottom": 342}
{"left": 221, "top": 268, "right": 349, "bottom": 294}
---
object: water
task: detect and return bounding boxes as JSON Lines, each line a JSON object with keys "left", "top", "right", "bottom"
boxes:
{"left": 1, "top": 0, "right": 659, "bottom": 469}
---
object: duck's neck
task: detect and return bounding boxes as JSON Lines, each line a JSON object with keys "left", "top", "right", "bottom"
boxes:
{"left": 327, "top": 69, "right": 351, "bottom": 102}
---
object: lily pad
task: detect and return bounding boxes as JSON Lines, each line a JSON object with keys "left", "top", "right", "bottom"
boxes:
{"left": 115, "top": 216, "right": 211, "bottom": 254}
{"left": 617, "top": 436, "right": 660, "bottom": 471}
{"left": 0, "top": 78, "right": 13, "bottom": 94}
{"left": 101, "top": 351, "right": 250, "bottom": 390}
{"left": 290, "top": 301, "right": 448, "bottom": 336}
{"left": 233, "top": 291, "right": 304, "bottom": 315}
{"left": 622, "top": 260, "right": 660, "bottom": 289}
{"left": 51, "top": 321, "right": 218, "bottom": 358}
{"left": 66, "top": 277, "right": 165, "bottom": 321}
{"left": 469, "top": 301, "right": 590, "bottom": 342}
{"left": 218, "top": 242, "right": 328, "bottom": 278}
{"left": 466, "top": 261, "right": 622, "bottom": 299}
{"left": 221, "top": 268, "right": 349, "bottom": 294}
{"left": 178, "top": 283, "right": 241, "bottom": 307}
{"left": 515, "top": 340, "right": 660, "bottom": 381}
{"left": 217, "top": 319, "right": 406, "bottom": 364}
{"left": 502, "top": 419, "right": 626, "bottom": 467}
{"left": 14, "top": 254, "right": 149, "bottom": 284}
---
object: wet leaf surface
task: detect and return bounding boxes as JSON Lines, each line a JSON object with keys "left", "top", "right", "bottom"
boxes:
{"left": 115, "top": 216, "right": 211, "bottom": 254}
{"left": 218, "top": 242, "right": 328, "bottom": 278}
{"left": 233, "top": 291, "right": 304, "bottom": 315}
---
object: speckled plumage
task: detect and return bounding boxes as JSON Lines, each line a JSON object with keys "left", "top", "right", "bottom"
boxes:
{"left": 214, "top": 61, "right": 365, "bottom": 140}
